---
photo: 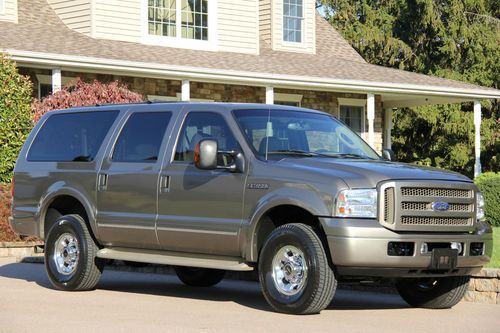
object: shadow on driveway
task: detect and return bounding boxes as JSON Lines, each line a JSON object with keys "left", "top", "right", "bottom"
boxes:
{"left": 0, "top": 261, "right": 408, "bottom": 312}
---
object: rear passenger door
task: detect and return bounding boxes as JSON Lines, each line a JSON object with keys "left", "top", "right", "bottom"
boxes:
{"left": 96, "top": 110, "right": 174, "bottom": 249}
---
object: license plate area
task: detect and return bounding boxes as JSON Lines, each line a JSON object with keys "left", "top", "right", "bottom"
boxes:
{"left": 429, "top": 248, "right": 458, "bottom": 270}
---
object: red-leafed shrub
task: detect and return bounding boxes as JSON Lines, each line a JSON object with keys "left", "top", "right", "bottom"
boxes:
{"left": 32, "top": 79, "right": 144, "bottom": 122}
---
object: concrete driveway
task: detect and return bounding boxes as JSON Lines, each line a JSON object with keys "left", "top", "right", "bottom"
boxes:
{"left": 0, "top": 257, "right": 498, "bottom": 333}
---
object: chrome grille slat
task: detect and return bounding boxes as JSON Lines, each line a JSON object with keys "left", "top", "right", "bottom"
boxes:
{"left": 401, "top": 187, "right": 472, "bottom": 198}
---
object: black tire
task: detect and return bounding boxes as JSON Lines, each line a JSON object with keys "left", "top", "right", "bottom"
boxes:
{"left": 395, "top": 276, "right": 470, "bottom": 309}
{"left": 174, "top": 266, "right": 225, "bottom": 287}
{"left": 258, "top": 223, "right": 337, "bottom": 315}
{"left": 44, "top": 214, "right": 104, "bottom": 291}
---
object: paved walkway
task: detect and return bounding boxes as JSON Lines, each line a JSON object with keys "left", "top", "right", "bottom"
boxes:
{"left": 0, "top": 258, "right": 498, "bottom": 333}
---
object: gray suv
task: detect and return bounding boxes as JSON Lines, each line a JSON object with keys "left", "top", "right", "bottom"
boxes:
{"left": 10, "top": 102, "right": 492, "bottom": 314}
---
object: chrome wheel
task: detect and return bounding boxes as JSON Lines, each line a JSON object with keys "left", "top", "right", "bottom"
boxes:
{"left": 271, "top": 245, "right": 308, "bottom": 296}
{"left": 53, "top": 233, "right": 79, "bottom": 275}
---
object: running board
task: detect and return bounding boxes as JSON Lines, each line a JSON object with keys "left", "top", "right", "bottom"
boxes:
{"left": 96, "top": 247, "right": 254, "bottom": 271}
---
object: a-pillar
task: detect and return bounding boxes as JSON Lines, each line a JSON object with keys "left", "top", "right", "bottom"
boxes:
{"left": 474, "top": 101, "right": 482, "bottom": 177}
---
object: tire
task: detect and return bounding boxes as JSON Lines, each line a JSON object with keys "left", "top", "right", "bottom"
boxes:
{"left": 258, "top": 223, "right": 337, "bottom": 315}
{"left": 174, "top": 266, "right": 225, "bottom": 287}
{"left": 395, "top": 276, "right": 470, "bottom": 309}
{"left": 44, "top": 214, "right": 104, "bottom": 291}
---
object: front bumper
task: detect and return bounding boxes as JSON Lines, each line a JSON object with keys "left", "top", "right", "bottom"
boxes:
{"left": 320, "top": 217, "right": 493, "bottom": 277}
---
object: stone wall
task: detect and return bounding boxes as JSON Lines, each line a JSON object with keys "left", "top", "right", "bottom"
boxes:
{"left": 19, "top": 67, "right": 385, "bottom": 152}
{"left": 0, "top": 241, "right": 44, "bottom": 260}
{"left": 464, "top": 268, "right": 500, "bottom": 305}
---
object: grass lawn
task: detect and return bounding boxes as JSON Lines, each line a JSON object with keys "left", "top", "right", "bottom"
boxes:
{"left": 486, "top": 227, "right": 499, "bottom": 268}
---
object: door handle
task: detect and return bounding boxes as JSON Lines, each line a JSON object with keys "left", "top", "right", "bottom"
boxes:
{"left": 98, "top": 173, "right": 108, "bottom": 191}
{"left": 160, "top": 175, "right": 170, "bottom": 193}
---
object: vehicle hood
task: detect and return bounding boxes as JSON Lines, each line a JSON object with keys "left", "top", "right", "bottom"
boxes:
{"left": 277, "top": 158, "right": 472, "bottom": 188}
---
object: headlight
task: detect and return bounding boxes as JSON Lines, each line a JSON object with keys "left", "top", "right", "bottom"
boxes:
{"left": 335, "top": 189, "right": 377, "bottom": 218}
{"left": 476, "top": 192, "right": 485, "bottom": 220}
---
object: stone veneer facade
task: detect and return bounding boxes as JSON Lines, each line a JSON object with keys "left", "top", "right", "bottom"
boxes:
{"left": 20, "top": 68, "right": 385, "bottom": 153}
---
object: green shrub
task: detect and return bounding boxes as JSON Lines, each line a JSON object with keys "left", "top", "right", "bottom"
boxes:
{"left": 0, "top": 54, "right": 34, "bottom": 183}
{"left": 475, "top": 172, "right": 500, "bottom": 227}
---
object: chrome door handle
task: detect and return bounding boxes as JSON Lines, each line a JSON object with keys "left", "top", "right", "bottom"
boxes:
{"left": 160, "top": 175, "right": 170, "bottom": 193}
{"left": 98, "top": 173, "right": 108, "bottom": 191}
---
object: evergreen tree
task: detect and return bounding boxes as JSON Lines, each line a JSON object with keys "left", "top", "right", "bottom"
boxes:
{"left": 321, "top": 0, "right": 499, "bottom": 176}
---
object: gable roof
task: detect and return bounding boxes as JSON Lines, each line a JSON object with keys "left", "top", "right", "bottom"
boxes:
{"left": 1, "top": 0, "right": 499, "bottom": 102}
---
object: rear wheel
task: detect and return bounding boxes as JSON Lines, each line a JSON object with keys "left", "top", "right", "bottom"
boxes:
{"left": 44, "top": 214, "right": 103, "bottom": 291}
{"left": 258, "top": 223, "right": 337, "bottom": 314}
{"left": 395, "top": 276, "right": 470, "bottom": 309}
{"left": 174, "top": 266, "right": 225, "bottom": 287}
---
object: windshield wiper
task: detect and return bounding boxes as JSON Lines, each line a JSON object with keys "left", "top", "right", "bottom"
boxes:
{"left": 72, "top": 155, "right": 92, "bottom": 162}
{"left": 267, "top": 150, "right": 331, "bottom": 157}
{"left": 329, "top": 153, "right": 373, "bottom": 159}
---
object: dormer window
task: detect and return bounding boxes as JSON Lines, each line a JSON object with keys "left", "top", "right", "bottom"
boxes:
{"left": 148, "top": 0, "right": 208, "bottom": 41}
{"left": 283, "top": 0, "right": 303, "bottom": 43}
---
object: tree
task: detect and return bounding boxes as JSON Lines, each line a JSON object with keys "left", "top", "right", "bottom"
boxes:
{"left": 0, "top": 53, "right": 34, "bottom": 183}
{"left": 32, "top": 79, "right": 144, "bottom": 122}
{"left": 321, "top": 0, "right": 499, "bottom": 176}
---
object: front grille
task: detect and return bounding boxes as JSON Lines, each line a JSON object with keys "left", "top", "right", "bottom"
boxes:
{"left": 401, "top": 216, "right": 472, "bottom": 226}
{"left": 401, "top": 187, "right": 472, "bottom": 198}
{"left": 380, "top": 181, "right": 476, "bottom": 231}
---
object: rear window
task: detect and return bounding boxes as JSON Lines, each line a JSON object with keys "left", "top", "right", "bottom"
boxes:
{"left": 27, "top": 111, "right": 119, "bottom": 162}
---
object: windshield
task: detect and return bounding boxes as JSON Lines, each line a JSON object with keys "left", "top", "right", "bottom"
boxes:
{"left": 233, "top": 109, "right": 380, "bottom": 160}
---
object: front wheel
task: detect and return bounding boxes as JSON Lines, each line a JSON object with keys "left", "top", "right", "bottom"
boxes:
{"left": 395, "top": 276, "right": 470, "bottom": 309}
{"left": 44, "top": 214, "right": 103, "bottom": 291}
{"left": 258, "top": 223, "right": 337, "bottom": 314}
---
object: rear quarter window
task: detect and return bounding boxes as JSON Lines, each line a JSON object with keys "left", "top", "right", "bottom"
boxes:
{"left": 27, "top": 111, "right": 119, "bottom": 162}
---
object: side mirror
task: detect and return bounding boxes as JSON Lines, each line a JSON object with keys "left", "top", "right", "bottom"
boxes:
{"left": 194, "top": 139, "right": 218, "bottom": 170}
{"left": 194, "top": 139, "right": 245, "bottom": 173}
{"left": 382, "top": 149, "right": 395, "bottom": 161}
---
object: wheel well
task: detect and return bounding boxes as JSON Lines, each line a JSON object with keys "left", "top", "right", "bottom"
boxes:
{"left": 254, "top": 205, "right": 332, "bottom": 266}
{"left": 43, "top": 195, "right": 90, "bottom": 239}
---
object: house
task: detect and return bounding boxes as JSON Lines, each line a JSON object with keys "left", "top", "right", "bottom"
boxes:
{"left": 1, "top": 0, "right": 499, "bottom": 175}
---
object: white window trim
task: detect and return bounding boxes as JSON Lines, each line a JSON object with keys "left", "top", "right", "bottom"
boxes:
{"left": 274, "top": 93, "right": 303, "bottom": 106}
{"left": 141, "top": 0, "right": 218, "bottom": 52}
{"left": 36, "top": 74, "right": 74, "bottom": 99}
{"left": 338, "top": 98, "right": 366, "bottom": 137}
{"left": 281, "top": 0, "right": 305, "bottom": 47}
{"left": 0, "top": 0, "right": 5, "bottom": 15}
{"left": 147, "top": 94, "right": 214, "bottom": 102}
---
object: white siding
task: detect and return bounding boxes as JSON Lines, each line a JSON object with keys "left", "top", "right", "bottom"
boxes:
{"left": 0, "top": 0, "right": 18, "bottom": 23}
{"left": 272, "top": 0, "right": 315, "bottom": 54}
{"left": 218, "top": 0, "right": 259, "bottom": 54}
{"left": 47, "top": 0, "right": 91, "bottom": 35}
{"left": 259, "top": 0, "right": 271, "bottom": 45}
{"left": 93, "top": 0, "right": 142, "bottom": 42}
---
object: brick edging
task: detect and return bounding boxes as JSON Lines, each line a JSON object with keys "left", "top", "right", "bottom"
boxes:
{"left": 465, "top": 268, "right": 500, "bottom": 305}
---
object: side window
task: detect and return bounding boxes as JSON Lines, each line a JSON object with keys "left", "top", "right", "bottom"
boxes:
{"left": 28, "top": 111, "right": 119, "bottom": 162}
{"left": 174, "top": 112, "right": 239, "bottom": 165}
{"left": 339, "top": 105, "right": 364, "bottom": 134}
{"left": 112, "top": 112, "right": 172, "bottom": 163}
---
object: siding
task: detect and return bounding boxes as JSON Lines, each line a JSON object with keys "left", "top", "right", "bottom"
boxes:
{"left": 259, "top": 0, "right": 271, "bottom": 45}
{"left": 93, "top": 0, "right": 141, "bottom": 42}
{"left": 218, "top": 0, "right": 259, "bottom": 54}
{"left": 47, "top": 0, "right": 91, "bottom": 35}
{"left": 272, "top": 0, "right": 315, "bottom": 54}
{"left": 0, "top": 0, "right": 18, "bottom": 23}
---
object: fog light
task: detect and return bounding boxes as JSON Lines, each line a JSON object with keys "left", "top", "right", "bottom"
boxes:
{"left": 388, "top": 242, "right": 414, "bottom": 256}
{"left": 450, "top": 242, "right": 462, "bottom": 254}
{"left": 470, "top": 242, "right": 484, "bottom": 256}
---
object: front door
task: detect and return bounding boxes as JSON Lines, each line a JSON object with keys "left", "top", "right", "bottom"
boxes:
{"left": 96, "top": 111, "right": 173, "bottom": 249}
{"left": 157, "top": 109, "right": 246, "bottom": 256}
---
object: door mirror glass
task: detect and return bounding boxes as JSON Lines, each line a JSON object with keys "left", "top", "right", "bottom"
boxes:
{"left": 194, "top": 139, "right": 218, "bottom": 170}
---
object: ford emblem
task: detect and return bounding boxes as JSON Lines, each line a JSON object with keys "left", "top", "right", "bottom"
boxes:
{"left": 431, "top": 202, "right": 450, "bottom": 211}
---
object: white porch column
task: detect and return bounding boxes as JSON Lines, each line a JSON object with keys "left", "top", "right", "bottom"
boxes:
{"left": 266, "top": 86, "right": 274, "bottom": 104}
{"left": 384, "top": 108, "right": 393, "bottom": 149}
{"left": 367, "top": 93, "right": 375, "bottom": 149}
{"left": 52, "top": 68, "right": 62, "bottom": 93}
{"left": 474, "top": 101, "right": 482, "bottom": 177}
{"left": 181, "top": 80, "right": 190, "bottom": 101}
